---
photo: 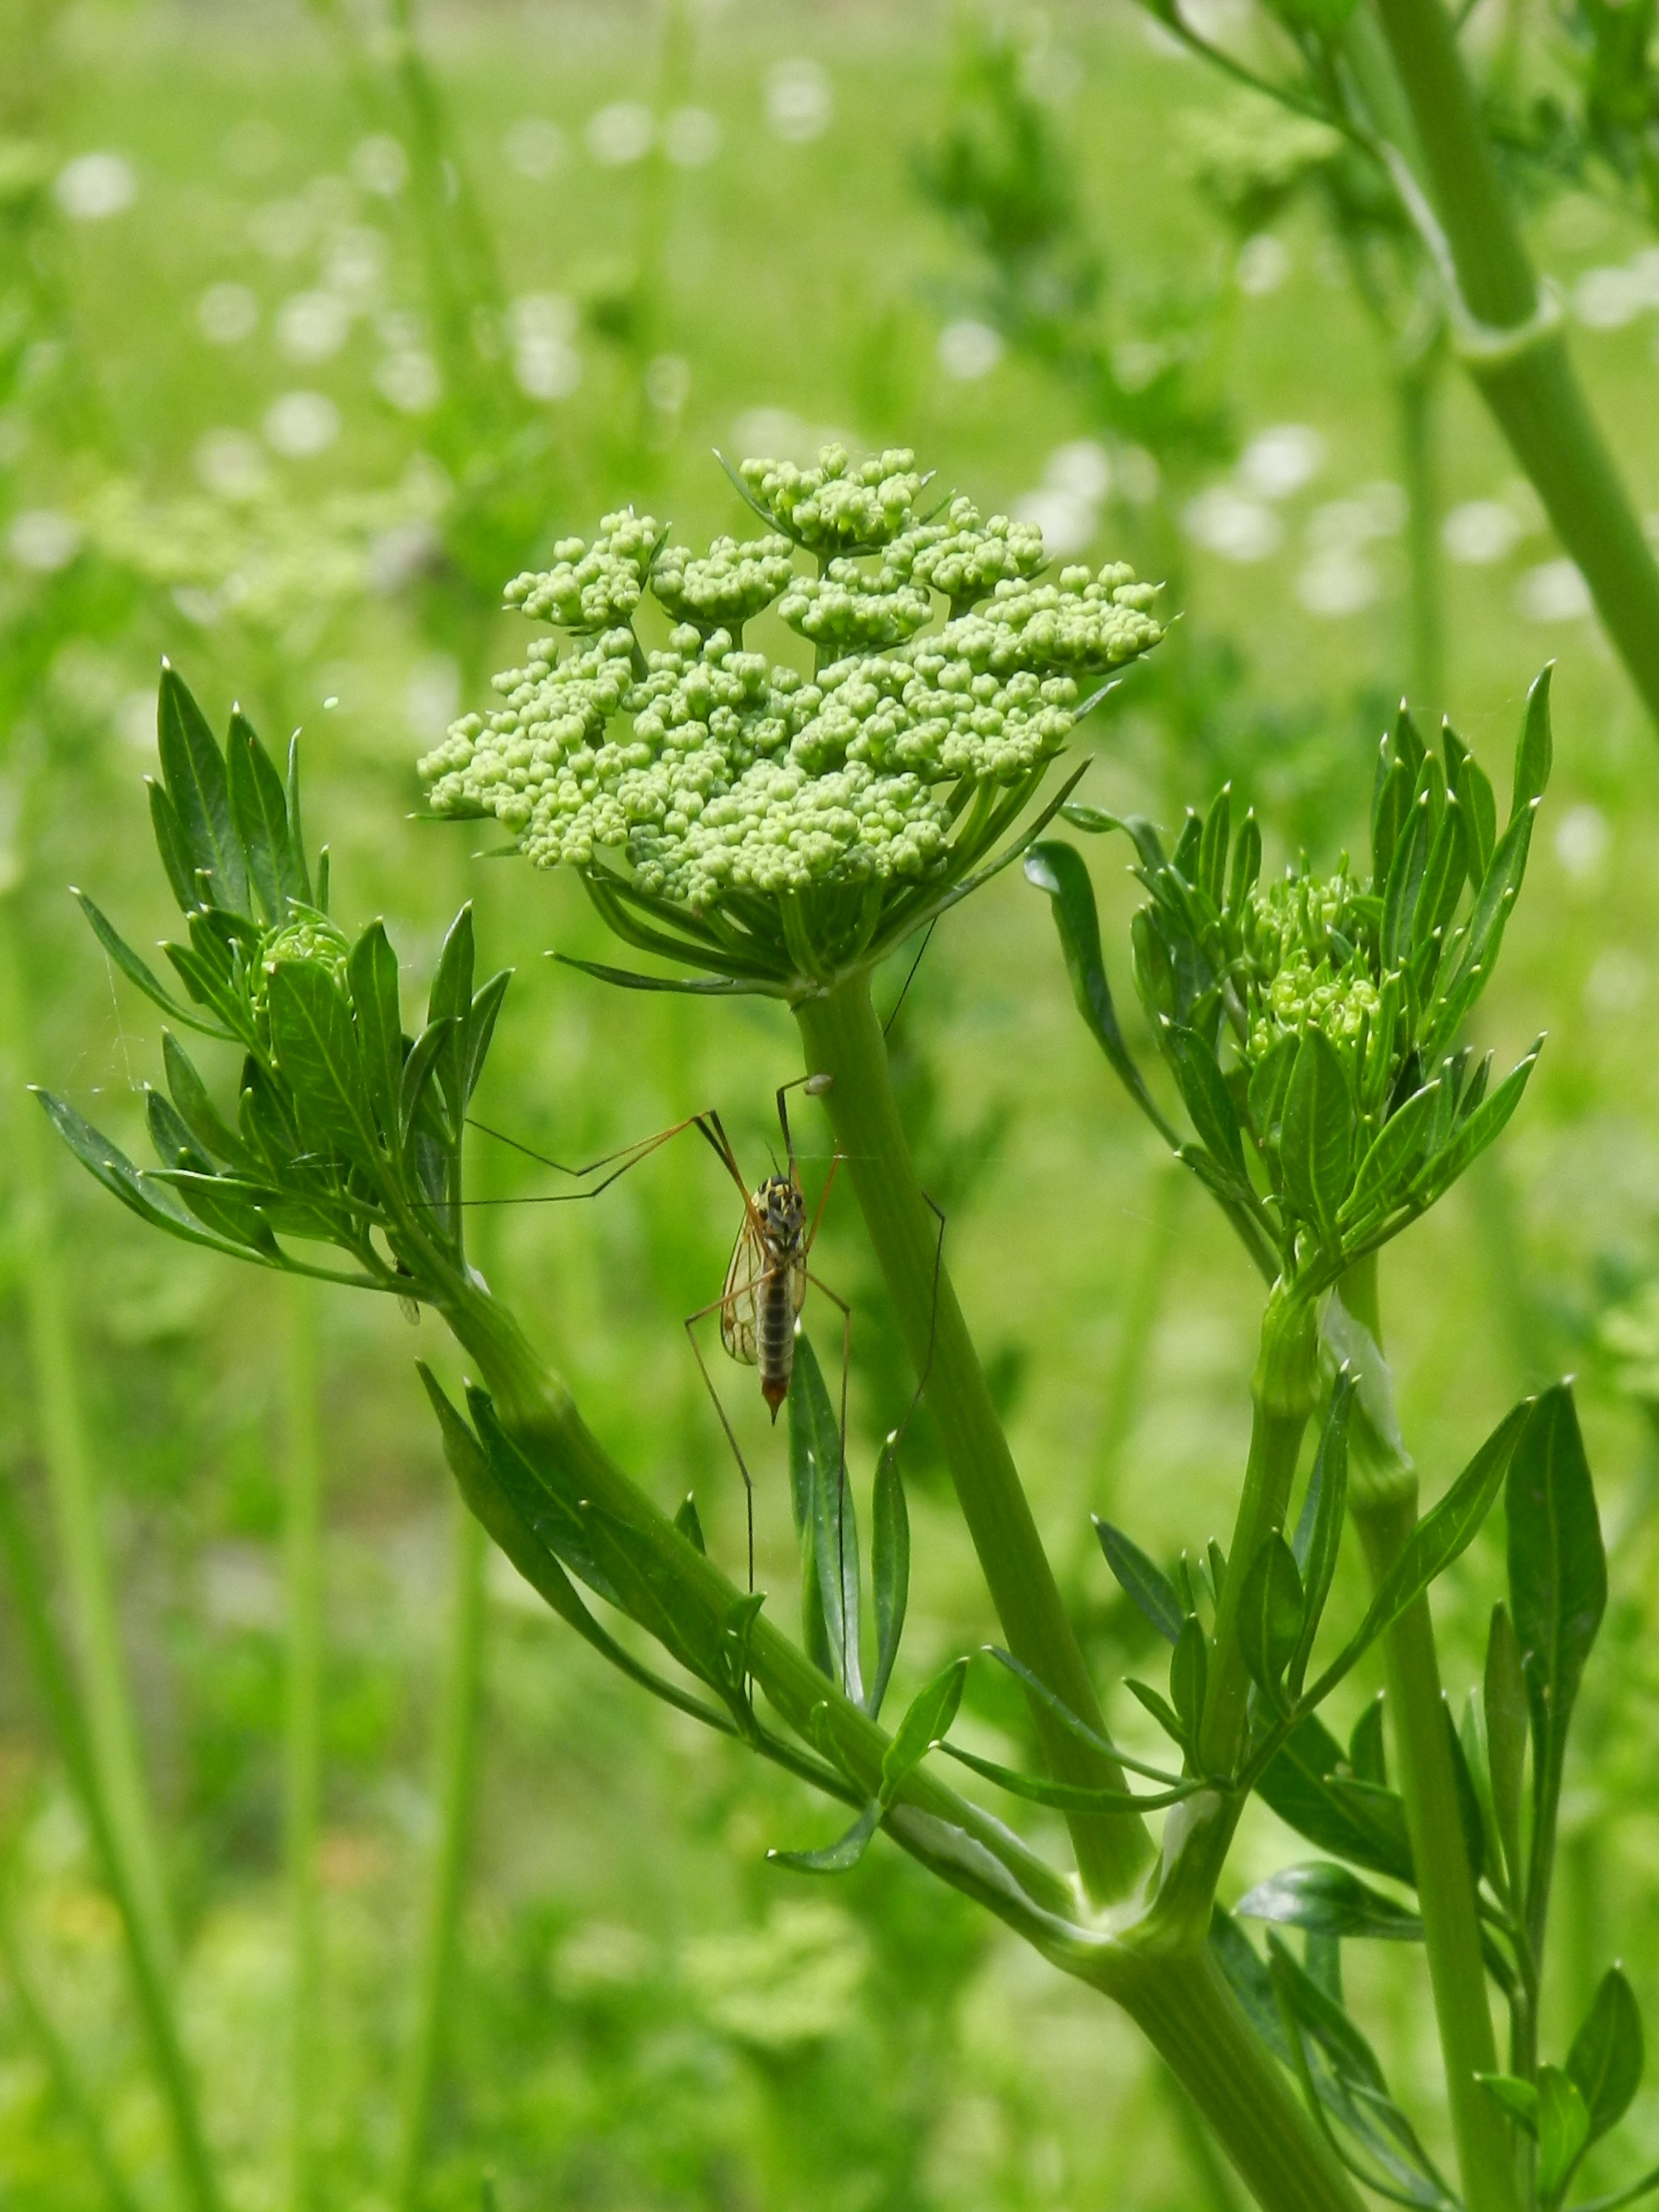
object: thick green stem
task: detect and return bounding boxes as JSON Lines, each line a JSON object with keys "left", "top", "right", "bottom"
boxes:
{"left": 1103, "top": 1946, "right": 1367, "bottom": 2212}
{"left": 1370, "top": 0, "right": 1659, "bottom": 729}
{"left": 1199, "top": 1288, "right": 1318, "bottom": 1778}
{"left": 793, "top": 970, "right": 1149, "bottom": 1903}
{"left": 0, "top": 899, "right": 176, "bottom": 1987}
{"left": 1339, "top": 1264, "right": 1520, "bottom": 2212}
{"left": 284, "top": 1282, "right": 324, "bottom": 2212}
{"left": 436, "top": 1276, "right": 1362, "bottom": 2212}
{"left": 392, "top": 1494, "right": 487, "bottom": 2211}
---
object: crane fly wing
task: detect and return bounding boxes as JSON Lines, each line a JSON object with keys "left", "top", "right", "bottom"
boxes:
{"left": 720, "top": 1213, "right": 765, "bottom": 1364}
{"left": 790, "top": 1252, "right": 807, "bottom": 1319}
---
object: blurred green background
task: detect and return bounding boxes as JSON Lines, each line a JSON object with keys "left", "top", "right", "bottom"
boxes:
{"left": 6, "top": 2, "right": 1659, "bottom": 2206}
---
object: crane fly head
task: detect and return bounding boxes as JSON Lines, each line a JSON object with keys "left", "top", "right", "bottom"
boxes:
{"left": 752, "top": 1169, "right": 806, "bottom": 1255}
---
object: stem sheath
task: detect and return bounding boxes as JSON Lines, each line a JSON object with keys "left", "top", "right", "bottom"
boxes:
{"left": 793, "top": 970, "right": 1149, "bottom": 1903}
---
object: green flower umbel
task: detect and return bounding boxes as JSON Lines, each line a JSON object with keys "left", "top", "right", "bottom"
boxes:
{"left": 1033, "top": 674, "right": 1554, "bottom": 1292}
{"left": 421, "top": 445, "right": 1162, "bottom": 995}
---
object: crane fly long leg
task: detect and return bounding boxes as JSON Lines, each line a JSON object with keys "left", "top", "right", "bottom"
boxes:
{"left": 461, "top": 1111, "right": 713, "bottom": 1205}
{"left": 684, "top": 1286, "right": 762, "bottom": 1594}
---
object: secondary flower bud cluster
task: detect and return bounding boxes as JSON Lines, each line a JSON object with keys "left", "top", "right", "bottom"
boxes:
{"left": 421, "top": 446, "right": 1163, "bottom": 912}
{"left": 1240, "top": 869, "right": 1381, "bottom": 1065}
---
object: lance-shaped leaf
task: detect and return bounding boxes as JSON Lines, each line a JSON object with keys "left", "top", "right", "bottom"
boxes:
{"left": 1238, "top": 1862, "right": 1423, "bottom": 1944}
{"left": 791, "top": 1334, "right": 863, "bottom": 1707}
{"left": 1289, "top": 1374, "right": 1353, "bottom": 1696}
{"left": 1254, "top": 1713, "right": 1416, "bottom": 1884}
{"left": 146, "top": 776, "right": 200, "bottom": 912}
{"left": 868, "top": 1432, "right": 909, "bottom": 1720}
{"left": 1340, "top": 1082, "right": 1439, "bottom": 1229}
{"left": 1305, "top": 1398, "right": 1532, "bottom": 1708}
{"left": 1538, "top": 2065, "right": 1592, "bottom": 2205}
{"left": 1024, "top": 841, "right": 1179, "bottom": 1145}
{"left": 1095, "top": 1517, "right": 1183, "bottom": 1645}
{"left": 769, "top": 1800, "right": 882, "bottom": 1875}
{"left": 1408, "top": 1043, "right": 1542, "bottom": 1212}
{"left": 157, "top": 661, "right": 250, "bottom": 916}
{"left": 939, "top": 1739, "right": 1199, "bottom": 1812}
{"left": 1507, "top": 1383, "right": 1605, "bottom": 1937}
{"left": 674, "top": 1493, "right": 707, "bottom": 1553}
{"left": 161, "top": 1031, "right": 249, "bottom": 1171}
{"left": 348, "top": 921, "right": 405, "bottom": 1145}
{"left": 1281, "top": 1028, "right": 1354, "bottom": 1242}
{"left": 880, "top": 1657, "right": 968, "bottom": 1806}
{"left": 1238, "top": 1533, "right": 1304, "bottom": 1705}
{"left": 73, "top": 889, "right": 230, "bottom": 1039}
{"left": 33, "top": 1091, "right": 275, "bottom": 1263}
{"left": 266, "top": 960, "right": 382, "bottom": 1171}
{"left": 465, "top": 970, "right": 511, "bottom": 1104}
{"left": 1511, "top": 663, "right": 1554, "bottom": 824}
{"left": 1381, "top": 794, "right": 1431, "bottom": 968}
{"left": 1428, "top": 800, "right": 1539, "bottom": 1048}
{"left": 226, "top": 707, "right": 301, "bottom": 923}
{"left": 1569, "top": 1966, "right": 1644, "bottom": 2148}
{"left": 1167, "top": 1022, "right": 1249, "bottom": 1186}
{"left": 1169, "top": 1612, "right": 1208, "bottom": 1741}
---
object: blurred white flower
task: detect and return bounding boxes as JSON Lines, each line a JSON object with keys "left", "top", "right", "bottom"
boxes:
{"left": 1044, "top": 440, "right": 1111, "bottom": 502}
{"left": 7, "top": 508, "right": 80, "bottom": 571}
{"left": 664, "top": 106, "right": 722, "bottom": 167}
{"left": 1239, "top": 424, "right": 1324, "bottom": 501}
{"left": 1117, "top": 446, "right": 1161, "bottom": 506}
{"left": 1555, "top": 802, "right": 1608, "bottom": 878}
{"left": 350, "top": 134, "right": 407, "bottom": 197}
{"left": 277, "top": 289, "right": 351, "bottom": 363}
{"left": 376, "top": 350, "right": 441, "bottom": 414}
{"left": 406, "top": 654, "right": 461, "bottom": 740}
{"left": 264, "top": 390, "right": 340, "bottom": 457}
{"left": 1443, "top": 499, "right": 1522, "bottom": 565}
{"left": 510, "top": 294, "right": 581, "bottom": 402}
{"left": 324, "top": 227, "right": 388, "bottom": 308}
{"left": 1574, "top": 266, "right": 1648, "bottom": 330}
{"left": 172, "top": 585, "right": 219, "bottom": 627}
{"left": 1237, "top": 234, "right": 1289, "bottom": 296}
{"left": 586, "top": 102, "right": 654, "bottom": 167}
{"left": 368, "top": 519, "right": 440, "bottom": 594}
{"left": 1012, "top": 488, "right": 1095, "bottom": 558}
{"left": 504, "top": 118, "right": 567, "bottom": 179}
{"left": 1183, "top": 487, "right": 1281, "bottom": 562}
{"left": 1306, "top": 488, "right": 1401, "bottom": 552}
{"left": 766, "top": 60, "right": 833, "bottom": 143}
{"left": 1586, "top": 947, "right": 1646, "bottom": 1016}
{"left": 937, "top": 318, "right": 1004, "bottom": 381}
{"left": 194, "top": 430, "right": 268, "bottom": 500}
{"left": 55, "top": 152, "right": 135, "bottom": 220}
{"left": 249, "top": 198, "right": 313, "bottom": 260}
{"left": 197, "top": 282, "right": 259, "bottom": 344}
{"left": 1297, "top": 548, "right": 1379, "bottom": 616}
{"left": 645, "top": 353, "right": 692, "bottom": 413}
{"left": 1516, "top": 559, "right": 1590, "bottom": 622}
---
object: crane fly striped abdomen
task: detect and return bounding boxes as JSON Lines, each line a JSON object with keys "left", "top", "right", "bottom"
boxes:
{"left": 720, "top": 1169, "right": 809, "bottom": 1418}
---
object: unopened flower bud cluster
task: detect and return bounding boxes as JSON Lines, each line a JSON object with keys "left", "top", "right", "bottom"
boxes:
{"left": 422, "top": 449, "right": 1163, "bottom": 909}
{"left": 1241, "top": 868, "right": 1381, "bottom": 1064}
{"left": 249, "top": 912, "right": 351, "bottom": 1039}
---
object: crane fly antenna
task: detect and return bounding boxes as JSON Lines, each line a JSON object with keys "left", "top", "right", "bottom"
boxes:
{"left": 883, "top": 918, "right": 938, "bottom": 1042}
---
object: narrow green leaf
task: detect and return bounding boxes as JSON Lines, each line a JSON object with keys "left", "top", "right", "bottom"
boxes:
{"left": 1248, "top": 1032, "right": 1298, "bottom": 1150}
{"left": 1024, "top": 842, "right": 1179, "bottom": 1145}
{"left": 226, "top": 706, "right": 298, "bottom": 922}
{"left": 1431, "top": 801, "right": 1538, "bottom": 1041}
{"left": 787, "top": 1348, "right": 832, "bottom": 1680}
{"left": 1443, "top": 1696, "right": 1486, "bottom": 1880}
{"left": 1170, "top": 1613, "right": 1208, "bottom": 1738}
{"left": 33, "top": 1091, "right": 267, "bottom": 1262}
{"left": 1350, "top": 1695, "right": 1387, "bottom": 1787}
{"left": 769, "top": 1801, "right": 881, "bottom": 1874}
{"left": 1256, "top": 1714, "right": 1416, "bottom": 1884}
{"left": 266, "top": 959, "right": 382, "bottom": 1169}
{"left": 465, "top": 970, "right": 511, "bottom": 1104}
{"left": 674, "top": 1493, "right": 707, "bottom": 1553}
{"left": 1238, "top": 1533, "right": 1304, "bottom": 1701}
{"left": 938, "top": 1739, "right": 1199, "bottom": 1812}
{"left": 1309, "top": 1398, "right": 1531, "bottom": 1706}
{"left": 1507, "top": 1383, "right": 1606, "bottom": 1932}
{"left": 1456, "top": 753, "right": 1497, "bottom": 882}
{"left": 1238, "top": 1862, "right": 1423, "bottom": 1943}
{"left": 73, "top": 889, "right": 230, "bottom": 1038}
{"left": 1412, "top": 800, "right": 1467, "bottom": 955}
{"left": 1568, "top": 1966, "right": 1644, "bottom": 2145}
{"left": 156, "top": 661, "right": 249, "bottom": 915}
{"left": 1340, "top": 1084, "right": 1439, "bottom": 1229}
{"left": 1511, "top": 663, "right": 1554, "bottom": 824}
{"left": 1095, "top": 1518, "right": 1182, "bottom": 1645}
{"left": 284, "top": 733, "right": 314, "bottom": 907}
{"left": 795, "top": 1334, "right": 862, "bottom": 1708}
{"left": 145, "top": 1087, "right": 211, "bottom": 1173}
{"left": 348, "top": 921, "right": 404, "bottom": 1144}
{"left": 1281, "top": 1028, "right": 1355, "bottom": 1242}
{"left": 1371, "top": 754, "right": 1411, "bottom": 887}
{"left": 428, "top": 902, "right": 475, "bottom": 1030}
{"left": 163, "top": 1031, "right": 247, "bottom": 1168}
{"left": 868, "top": 1433, "right": 909, "bottom": 1721}
{"left": 1381, "top": 795, "right": 1431, "bottom": 967}
{"left": 1409, "top": 1043, "right": 1542, "bottom": 1209}
{"left": 1536, "top": 2064, "right": 1591, "bottom": 2204}
{"left": 1199, "top": 783, "right": 1231, "bottom": 907}
{"left": 1124, "top": 1676, "right": 1187, "bottom": 1748}
{"left": 1168, "top": 1023, "right": 1248, "bottom": 1183}
{"left": 1228, "top": 809, "right": 1262, "bottom": 912}
{"left": 145, "top": 778, "right": 200, "bottom": 912}
{"left": 880, "top": 1656, "right": 968, "bottom": 1804}
{"left": 1289, "top": 1375, "right": 1352, "bottom": 1695}
{"left": 400, "top": 1018, "right": 457, "bottom": 1143}
{"left": 1477, "top": 2074, "right": 1539, "bottom": 2136}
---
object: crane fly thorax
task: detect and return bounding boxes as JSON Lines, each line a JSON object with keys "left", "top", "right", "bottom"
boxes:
{"left": 753, "top": 1172, "right": 806, "bottom": 1259}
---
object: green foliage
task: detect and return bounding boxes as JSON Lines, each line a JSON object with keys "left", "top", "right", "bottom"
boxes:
{"left": 1031, "top": 674, "right": 1554, "bottom": 1291}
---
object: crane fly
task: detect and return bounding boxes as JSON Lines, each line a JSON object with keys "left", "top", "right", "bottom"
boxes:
{"left": 466, "top": 1072, "right": 849, "bottom": 1592}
